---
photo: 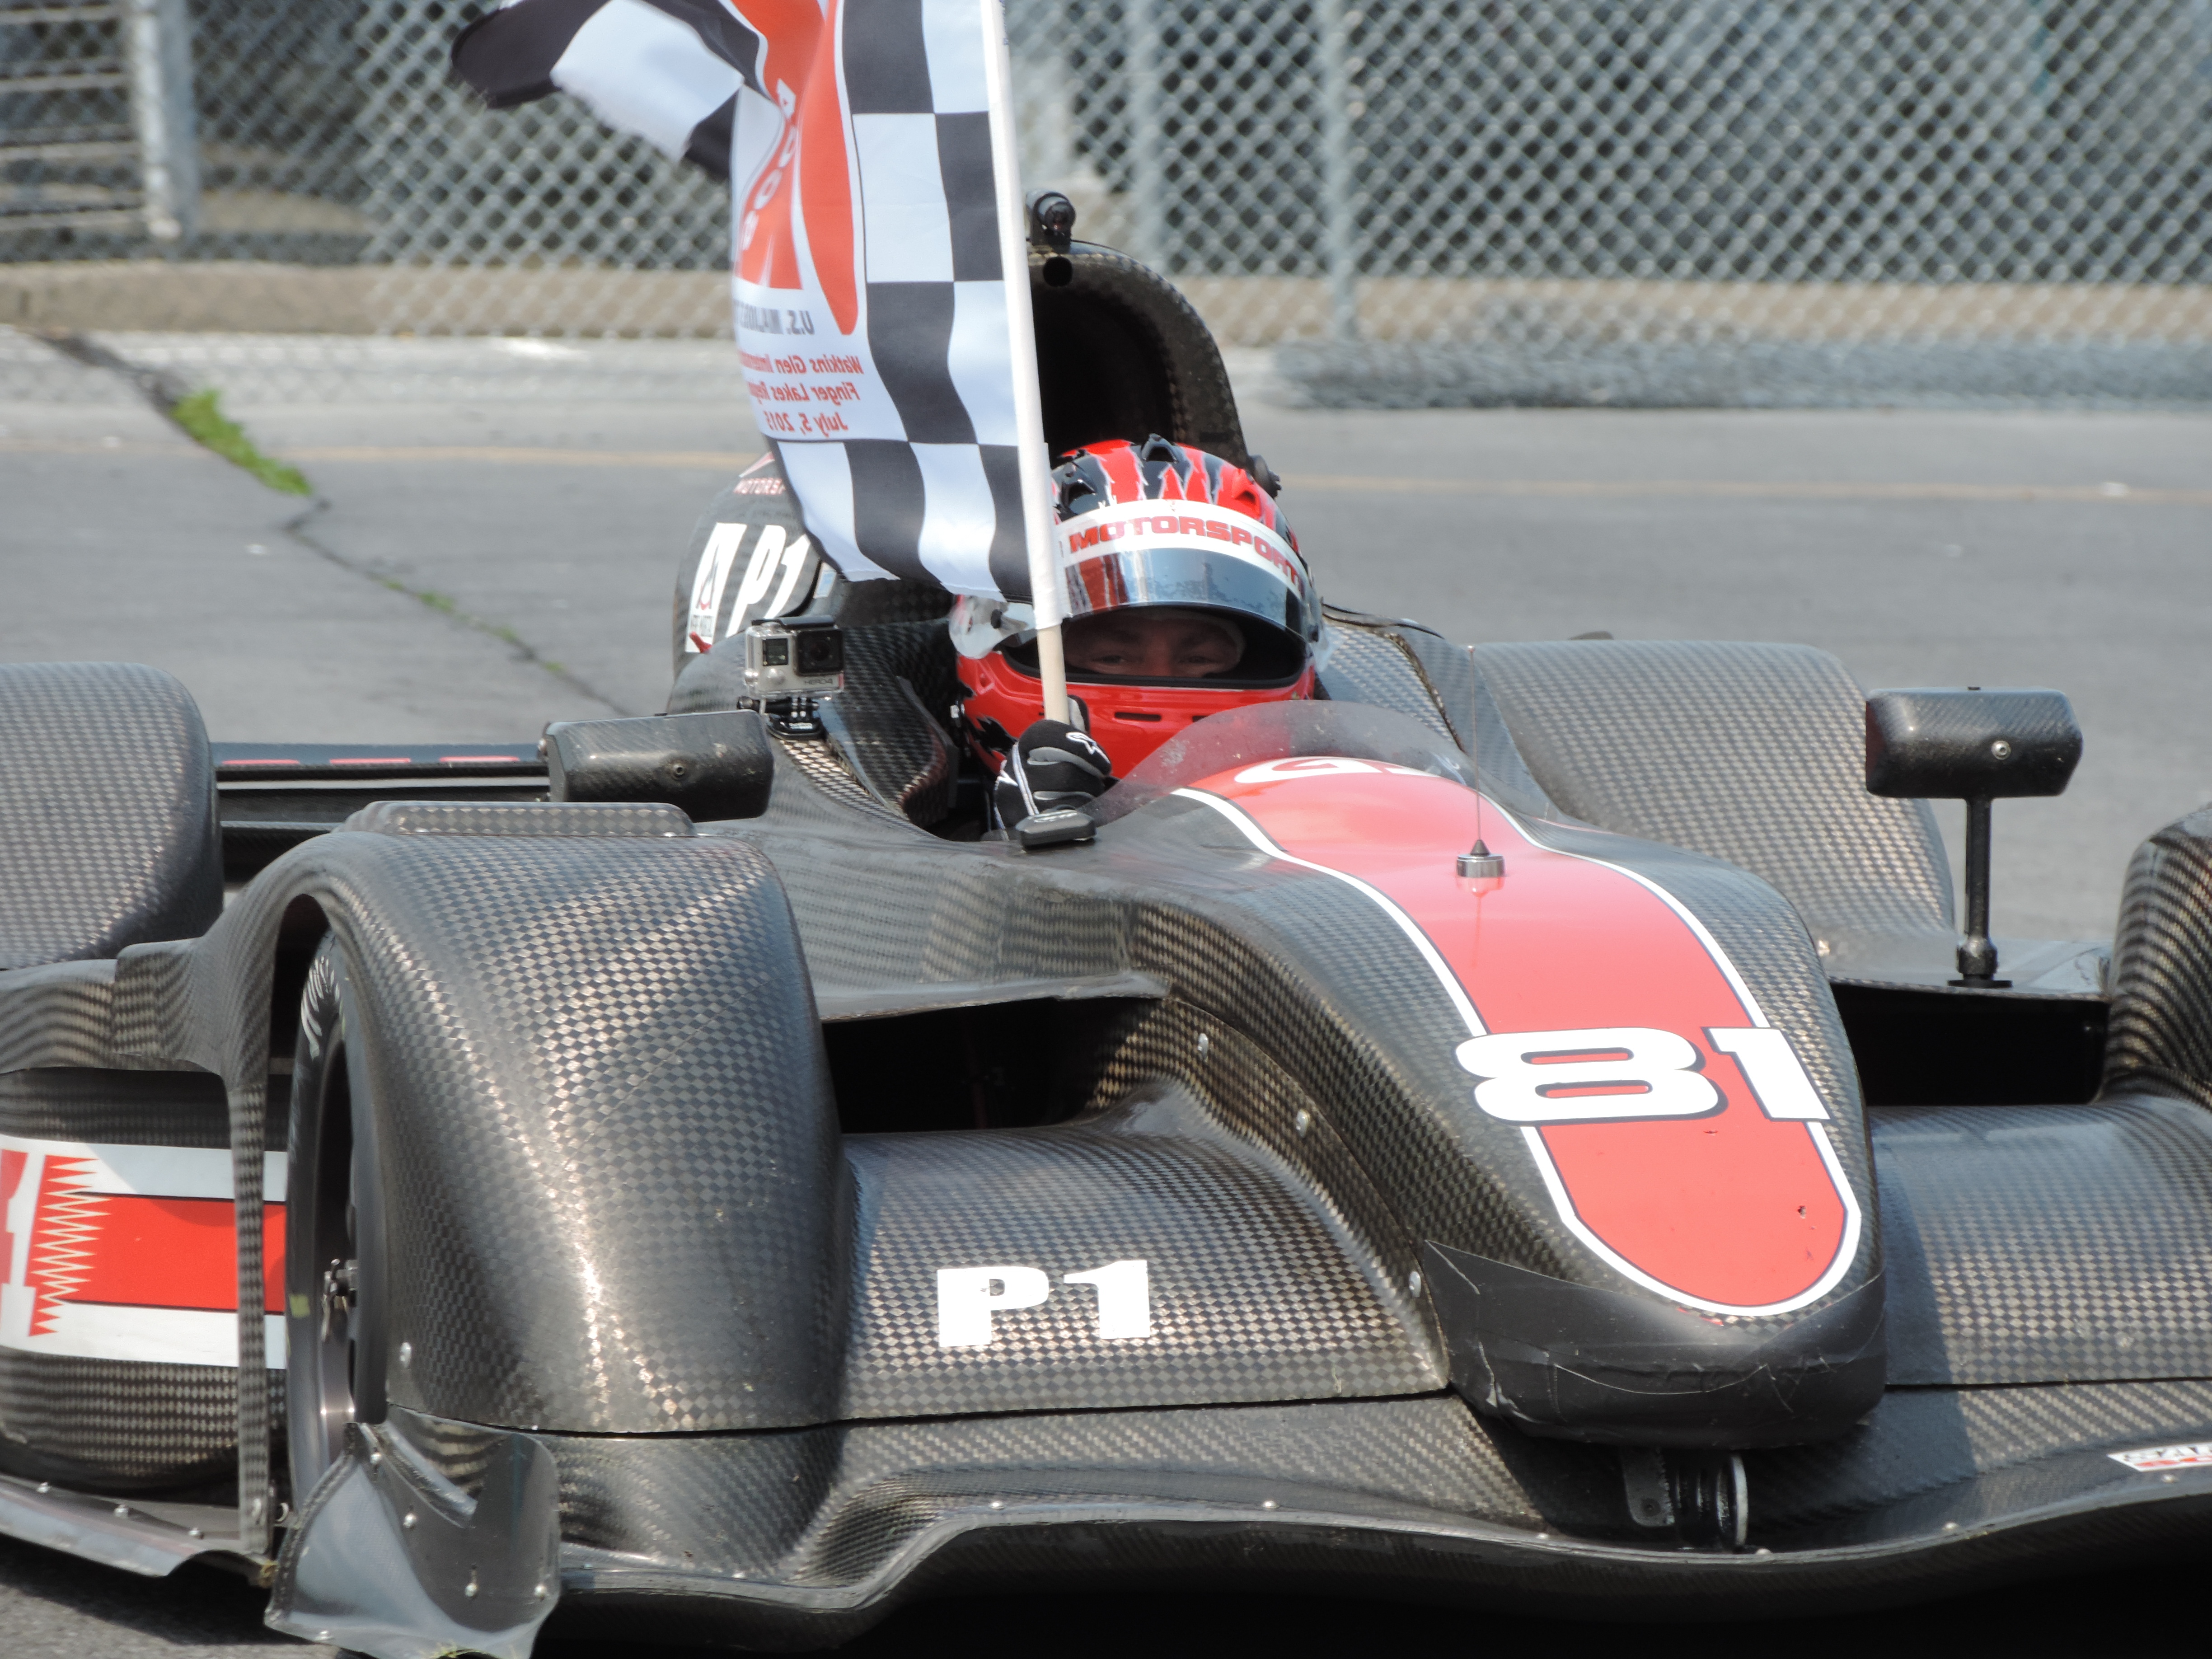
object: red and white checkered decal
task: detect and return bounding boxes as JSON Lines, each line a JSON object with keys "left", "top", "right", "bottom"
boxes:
{"left": 455, "top": 0, "right": 1037, "bottom": 600}
{"left": 0, "top": 1136, "right": 285, "bottom": 1368}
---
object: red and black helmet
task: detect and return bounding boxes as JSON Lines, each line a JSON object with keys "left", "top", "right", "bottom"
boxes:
{"left": 953, "top": 436, "right": 1319, "bottom": 776}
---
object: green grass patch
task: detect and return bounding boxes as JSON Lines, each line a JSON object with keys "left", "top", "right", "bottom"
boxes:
{"left": 169, "top": 388, "right": 313, "bottom": 496}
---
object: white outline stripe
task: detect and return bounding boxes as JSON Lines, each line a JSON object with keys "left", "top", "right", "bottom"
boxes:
{"left": 1173, "top": 788, "right": 1486, "bottom": 1037}
{"left": 1486, "top": 799, "right": 1769, "bottom": 1026}
{"left": 1175, "top": 781, "right": 1862, "bottom": 1318}
{"left": 1519, "top": 1117, "right": 1861, "bottom": 1317}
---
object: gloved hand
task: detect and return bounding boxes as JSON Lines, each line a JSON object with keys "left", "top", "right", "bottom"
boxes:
{"left": 994, "top": 718, "right": 1114, "bottom": 830}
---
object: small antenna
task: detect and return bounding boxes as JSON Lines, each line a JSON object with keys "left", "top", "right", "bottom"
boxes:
{"left": 1459, "top": 696, "right": 1501, "bottom": 879}
{"left": 1457, "top": 840, "right": 1504, "bottom": 879}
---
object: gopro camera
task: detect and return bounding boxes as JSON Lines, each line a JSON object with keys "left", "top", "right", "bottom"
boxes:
{"left": 742, "top": 614, "right": 844, "bottom": 698}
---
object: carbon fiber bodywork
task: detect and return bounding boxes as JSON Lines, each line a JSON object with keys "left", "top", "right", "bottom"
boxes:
{"left": 1878, "top": 1099, "right": 2212, "bottom": 1385}
{"left": 1028, "top": 241, "right": 1252, "bottom": 469}
{"left": 1474, "top": 641, "right": 1956, "bottom": 954}
{"left": 2104, "top": 805, "right": 2212, "bottom": 1106}
{"left": 386, "top": 1380, "right": 2212, "bottom": 1645}
{"left": 0, "top": 662, "right": 222, "bottom": 971}
{"left": 1864, "top": 687, "right": 2084, "bottom": 801}
{"left": 839, "top": 1098, "right": 1439, "bottom": 1417}
{"left": 3, "top": 642, "right": 2212, "bottom": 1645}
{"left": 680, "top": 703, "right": 1889, "bottom": 1448}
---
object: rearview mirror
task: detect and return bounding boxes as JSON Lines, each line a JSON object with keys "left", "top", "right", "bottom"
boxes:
{"left": 1862, "top": 687, "right": 2081, "bottom": 988}
{"left": 544, "top": 709, "right": 774, "bottom": 822}
{"left": 1864, "top": 687, "right": 2081, "bottom": 801}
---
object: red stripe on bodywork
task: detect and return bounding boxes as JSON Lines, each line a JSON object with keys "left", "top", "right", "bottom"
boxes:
{"left": 66, "top": 1195, "right": 287, "bottom": 1314}
{"left": 1190, "top": 762, "right": 1852, "bottom": 1313}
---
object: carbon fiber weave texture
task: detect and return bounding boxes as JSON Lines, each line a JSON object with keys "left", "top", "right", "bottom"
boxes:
{"left": 2103, "top": 806, "right": 2212, "bottom": 1106}
{"left": 766, "top": 729, "right": 919, "bottom": 829}
{"left": 428, "top": 1379, "right": 2212, "bottom": 1623}
{"left": 0, "top": 662, "right": 223, "bottom": 970}
{"left": 822, "top": 621, "right": 961, "bottom": 824}
{"left": 1749, "top": 1377, "right": 2212, "bottom": 1547}
{"left": 1863, "top": 687, "right": 2082, "bottom": 800}
{"left": 1088, "top": 1011, "right": 1435, "bottom": 1353}
{"left": 0, "top": 1064, "right": 227, "bottom": 1143}
{"left": 1473, "top": 640, "right": 1955, "bottom": 946}
{"left": 730, "top": 766, "right": 1875, "bottom": 1342}
{"left": 1030, "top": 241, "right": 1253, "bottom": 469}
{"left": 344, "top": 801, "right": 694, "bottom": 838}
{"left": 669, "top": 614, "right": 961, "bottom": 827}
{"left": 1876, "top": 1099, "right": 2212, "bottom": 1384}
{"left": 739, "top": 792, "right": 1561, "bottom": 1280}
{"left": 725, "top": 752, "right": 1468, "bottom": 1415}
{"left": 688, "top": 600, "right": 1542, "bottom": 830}
{"left": 838, "top": 1102, "right": 1435, "bottom": 1419}
{"left": 107, "top": 941, "right": 204, "bottom": 1066}
{"left": 0, "top": 1354, "right": 283, "bottom": 1493}
{"left": 275, "top": 830, "right": 853, "bottom": 1435}
{"left": 1317, "top": 621, "right": 1457, "bottom": 746}
{"left": 1317, "top": 612, "right": 1558, "bottom": 818}
{"left": 0, "top": 961, "right": 121, "bottom": 1073}
{"left": 0, "top": 948, "right": 209, "bottom": 1076}
{"left": 524, "top": 1395, "right": 1556, "bottom": 1586}
{"left": 132, "top": 811, "right": 857, "bottom": 1447}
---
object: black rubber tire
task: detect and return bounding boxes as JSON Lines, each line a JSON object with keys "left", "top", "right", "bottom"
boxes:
{"left": 284, "top": 936, "right": 389, "bottom": 1504}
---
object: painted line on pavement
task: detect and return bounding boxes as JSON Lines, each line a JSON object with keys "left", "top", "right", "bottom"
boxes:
{"left": 0, "top": 438, "right": 758, "bottom": 469}
{"left": 7, "top": 438, "right": 2204, "bottom": 506}
{"left": 1285, "top": 473, "right": 2212, "bottom": 506}
{"left": 282, "top": 445, "right": 762, "bottom": 469}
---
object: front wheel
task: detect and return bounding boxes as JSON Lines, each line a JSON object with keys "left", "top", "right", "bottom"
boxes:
{"left": 285, "top": 936, "right": 388, "bottom": 1504}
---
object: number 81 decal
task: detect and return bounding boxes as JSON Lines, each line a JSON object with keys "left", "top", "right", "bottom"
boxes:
{"left": 1454, "top": 1026, "right": 1827, "bottom": 1124}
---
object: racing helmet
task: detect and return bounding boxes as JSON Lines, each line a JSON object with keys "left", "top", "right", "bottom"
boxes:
{"left": 953, "top": 436, "right": 1319, "bottom": 776}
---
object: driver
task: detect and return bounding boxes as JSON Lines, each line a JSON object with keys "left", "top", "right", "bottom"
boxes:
{"left": 951, "top": 435, "right": 1320, "bottom": 830}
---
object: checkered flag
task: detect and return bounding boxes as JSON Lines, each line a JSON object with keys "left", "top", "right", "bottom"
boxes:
{"left": 455, "top": 0, "right": 1049, "bottom": 602}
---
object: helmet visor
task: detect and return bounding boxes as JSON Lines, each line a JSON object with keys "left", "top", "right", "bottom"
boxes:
{"left": 1057, "top": 500, "right": 1319, "bottom": 645}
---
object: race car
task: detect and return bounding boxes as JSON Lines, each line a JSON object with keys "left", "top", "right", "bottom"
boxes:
{"left": 3, "top": 241, "right": 2210, "bottom": 1659}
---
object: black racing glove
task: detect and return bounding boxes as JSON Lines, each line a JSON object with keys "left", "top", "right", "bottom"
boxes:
{"left": 994, "top": 718, "right": 1114, "bottom": 830}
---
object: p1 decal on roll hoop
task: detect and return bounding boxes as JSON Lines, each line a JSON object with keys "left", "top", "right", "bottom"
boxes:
{"left": 1177, "top": 760, "right": 1860, "bottom": 1317}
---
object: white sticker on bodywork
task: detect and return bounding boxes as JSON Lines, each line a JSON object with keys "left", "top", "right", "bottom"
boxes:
{"left": 2110, "top": 1443, "right": 2212, "bottom": 1472}
{"left": 0, "top": 1134, "right": 288, "bottom": 1368}
{"left": 936, "top": 1264, "right": 1050, "bottom": 1347}
{"left": 935, "top": 1258, "right": 1154, "bottom": 1347}
{"left": 685, "top": 521, "right": 749, "bottom": 652}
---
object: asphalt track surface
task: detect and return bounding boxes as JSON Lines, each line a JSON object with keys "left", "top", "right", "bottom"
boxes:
{"left": 3, "top": 330, "right": 2211, "bottom": 1655}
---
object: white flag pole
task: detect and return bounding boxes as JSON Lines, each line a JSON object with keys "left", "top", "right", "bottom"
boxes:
{"left": 980, "top": 0, "right": 1069, "bottom": 725}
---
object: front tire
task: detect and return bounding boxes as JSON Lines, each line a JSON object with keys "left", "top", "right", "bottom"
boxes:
{"left": 285, "top": 937, "right": 389, "bottom": 1503}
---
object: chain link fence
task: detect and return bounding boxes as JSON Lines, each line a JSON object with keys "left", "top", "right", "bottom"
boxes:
{"left": 5, "top": 0, "right": 2210, "bottom": 404}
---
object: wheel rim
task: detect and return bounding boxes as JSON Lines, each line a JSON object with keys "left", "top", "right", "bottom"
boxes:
{"left": 288, "top": 947, "right": 369, "bottom": 1498}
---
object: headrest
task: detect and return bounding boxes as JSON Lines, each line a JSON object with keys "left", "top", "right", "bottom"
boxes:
{"left": 1029, "top": 242, "right": 1250, "bottom": 471}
